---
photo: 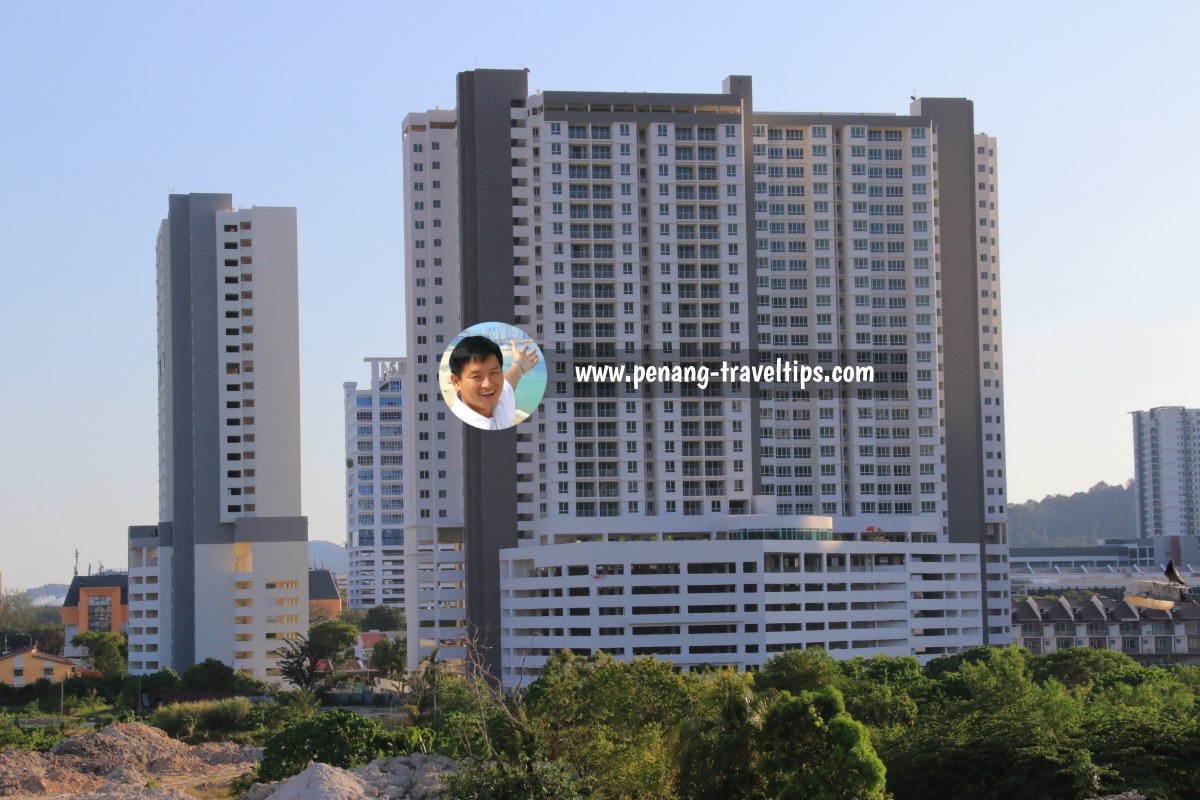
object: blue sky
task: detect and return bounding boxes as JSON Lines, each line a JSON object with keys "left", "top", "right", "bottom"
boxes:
{"left": 1, "top": 1, "right": 1197, "bottom": 588}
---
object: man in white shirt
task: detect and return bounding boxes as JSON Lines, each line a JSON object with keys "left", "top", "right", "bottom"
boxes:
{"left": 448, "top": 335, "right": 539, "bottom": 431}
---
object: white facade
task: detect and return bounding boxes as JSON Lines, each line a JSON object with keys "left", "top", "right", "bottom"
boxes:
{"left": 344, "top": 358, "right": 408, "bottom": 610}
{"left": 128, "top": 532, "right": 168, "bottom": 672}
{"left": 401, "top": 110, "right": 468, "bottom": 670}
{"left": 1133, "top": 407, "right": 1200, "bottom": 538}
{"left": 500, "top": 509, "right": 986, "bottom": 685}
{"left": 401, "top": 74, "right": 1011, "bottom": 682}
{"left": 213, "top": 207, "right": 303, "bottom": 524}
{"left": 134, "top": 197, "right": 308, "bottom": 681}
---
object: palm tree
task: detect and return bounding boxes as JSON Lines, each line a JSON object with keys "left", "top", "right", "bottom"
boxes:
{"left": 417, "top": 646, "right": 449, "bottom": 720}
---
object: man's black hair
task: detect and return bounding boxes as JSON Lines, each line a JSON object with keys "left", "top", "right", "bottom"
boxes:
{"left": 449, "top": 335, "right": 504, "bottom": 377}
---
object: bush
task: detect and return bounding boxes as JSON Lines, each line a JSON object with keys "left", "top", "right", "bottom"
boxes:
{"left": 257, "top": 709, "right": 398, "bottom": 782}
{"left": 440, "top": 760, "right": 583, "bottom": 800}
{"left": 150, "top": 697, "right": 253, "bottom": 739}
{"left": 200, "top": 696, "right": 252, "bottom": 731}
{"left": 181, "top": 658, "right": 269, "bottom": 695}
{"left": 0, "top": 715, "right": 65, "bottom": 752}
{"left": 244, "top": 698, "right": 307, "bottom": 735}
{"left": 228, "top": 770, "right": 259, "bottom": 797}
{"left": 118, "top": 668, "right": 182, "bottom": 710}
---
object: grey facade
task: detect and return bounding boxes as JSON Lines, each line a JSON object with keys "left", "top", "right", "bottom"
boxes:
{"left": 457, "top": 70, "right": 527, "bottom": 676}
{"left": 162, "top": 193, "right": 232, "bottom": 669}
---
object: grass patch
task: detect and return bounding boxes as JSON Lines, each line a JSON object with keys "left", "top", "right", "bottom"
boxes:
{"left": 151, "top": 698, "right": 252, "bottom": 740}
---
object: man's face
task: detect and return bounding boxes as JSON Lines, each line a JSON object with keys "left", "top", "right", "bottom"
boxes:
{"left": 451, "top": 354, "right": 504, "bottom": 417}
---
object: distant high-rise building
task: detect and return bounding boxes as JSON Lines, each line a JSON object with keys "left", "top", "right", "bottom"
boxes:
{"left": 1133, "top": 407, "right": 1200, "bottom": 539}
{"left": 401, "top": 71, "right": 1010, "bottom": 682}
{"left": 128, "top": 194, "right": 308, "bottom": 680}
{"left": 344, "top": 358, "right": 409, "bottom": 610}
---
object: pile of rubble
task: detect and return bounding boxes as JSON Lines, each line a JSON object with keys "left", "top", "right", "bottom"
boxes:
{"left": 0, "top": 723, "right": 260, "bottom": 797}
{"left": 241, "top": 752, "right": 456, "bottom": 800}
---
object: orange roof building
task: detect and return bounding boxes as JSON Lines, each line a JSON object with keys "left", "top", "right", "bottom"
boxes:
{"left": 0, "top": 645, "right": 77, "bottom": 686}
{"left": 62, "top": 573, "right": 130, "bottom": 658}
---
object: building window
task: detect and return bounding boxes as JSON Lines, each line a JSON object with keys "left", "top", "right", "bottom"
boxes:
{"left": 88, "top": 594, "right": 113, "bottom": 633}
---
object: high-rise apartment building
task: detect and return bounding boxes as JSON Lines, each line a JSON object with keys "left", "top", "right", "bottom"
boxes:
{"left": 344, "top": 358, "right": 409, "bottom": 610}
{"left": 1133, "top": 407, "right": 1200, "bottom": 539}
{"left": 401, "top": 72, "right": 1010, "bottom": 682}
{"left": 128, "top": 194, "right": 308, "bottom": 680}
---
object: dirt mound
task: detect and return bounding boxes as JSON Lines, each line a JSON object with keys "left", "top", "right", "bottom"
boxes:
{"left": 73, "top": 786, "right": 196, "bottom": 800}
{"left": 0, "top": 749, "right": 106, "bottom": 797}
{"left": 51, "top": 724, "right": 191, "bottom": 777}
{"left": 193, "top": 741, "right": 262, "bottom": 766}
{"left": 243, "top": 762, "right": 371, "bottom": 800}
{"left": 241, "top": 753, "right": 456, "bottom": 800}
{"left": 0, "top": 722, "right": 261, "bottom": 797}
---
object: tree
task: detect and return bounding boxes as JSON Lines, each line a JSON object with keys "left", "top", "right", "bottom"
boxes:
{"left": 275, "top": 620, "right": 358, "bottom": 690}
{"left": 257, "top": 708, "right": 397, "bottom": 782}
{"left": 1030, "top": 647, "right": 1142, "bottom": 690}
{"left": 0, "top": 590, "right": 37, "bottom": 632}
{"left": 369, "top": 636, "right": 407, "bottom": 680}
{"left": 361, "top": 604, "right": 405, "bottom": 632}
{"left": 277, "top": 637, "right": 321, "bottom": 690}
{"left": 884, "top": 646, "right": 1101, "bottom": 800}
{"left": 28, "top": 624, "right": 65, "bottom": 656}
{"left": 762, "top": 686, "right": 886, "bottom": 800}
{"left": 307, "top": 618, "right": 358, "bottom": 670}
{"left": 1072, "top": 668, "right": 1200, "bottom": 799}
{"left": 70, "top": 631, "right": 126, "bottom": 677}
{"left": 1, "top": 592, "right": 66, "bottom": 656}
{"left": 524, "top": 651, "right": 699, "bottom": 799}
{"left": 838, "top": 655, "right": 925, "bottom": 730}
{"left": 338, "top": 607, "right": 367, "bottom": 629}
{"left": 755, "top": 647, "right": 841, "bottom": 695}
{"left": 414, "top": 646, "right": 451, "bottom": 719}
{"left": 119, "top": 667, "right": 182, "bottom": 709}
{"left": 674, "top": 671, "right": 771, "bottom": 800}
{"left": 441, "top": 759, "right": 584, "bottom": 800}
{"left": 181, "top": 658, "right": 268, "bottom": 694}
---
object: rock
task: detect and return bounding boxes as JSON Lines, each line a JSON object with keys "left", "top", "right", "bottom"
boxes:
{"left": 74, "top": 785, "right": 197, "bottom": 799}
{"left": 410, "top": 782, "right": 438, "bottom": 800}
{"left": 261, "top": 762, "right": 372, "bottom": 800}
{"left": 238, "top": 783, "right": 280, "bottom": 800}
{"left": 388, "top": 770, "right": 413, "bottom": 793}
{"left": 18, "top": 772, "right": 51, "bottom": 793}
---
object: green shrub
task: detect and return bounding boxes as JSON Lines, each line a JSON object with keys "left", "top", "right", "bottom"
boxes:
{"left": 228, "top": 769, "right": 260, "bottom": 797}
{"left": 113, "top": 708, "right": 140, "bottom": 724}
{"left": 440, "top": 760, "right": 583, "bottom": 800}
{"left": 149, "top": 704, "right": 191, "bottom": 738}
{"left": 257, "top": 709, "right": 397, "bottom": 782}
{"left": 180, "top": 658, "right": 269, "bottom": 695}
{"left": 198, "top": 696, "right": 252, "bottom": 731}
{"left": 0, "top": 716, "right": 65, "bottom": 752}
{"left": 150, "top": 697, "right": 252, "bottom": 739}
{"left": 244, "top": 699, "right": 305, "bottom": 735}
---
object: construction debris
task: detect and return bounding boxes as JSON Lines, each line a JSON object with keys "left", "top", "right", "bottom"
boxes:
{"left": 0, "top": 723, "right": 260, "bottom": 797}
{"left": 240, "top": 752, "right": 456, "bottom": 800}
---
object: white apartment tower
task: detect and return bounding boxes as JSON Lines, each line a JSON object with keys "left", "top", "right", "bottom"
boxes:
{"left": 1133, "top": 407, "right": 1200, "bottom": 538}
{"left": 401, "top": 72, "right": 1010, "bottom": 681}
{"left": 129, "top": 194, "right": 308, "bottom": 680}
{"left": 344, "top": 358, "right": 409, "bottom": 610}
